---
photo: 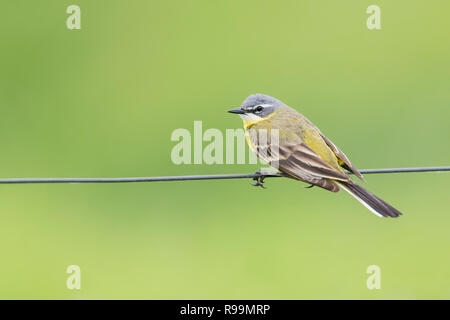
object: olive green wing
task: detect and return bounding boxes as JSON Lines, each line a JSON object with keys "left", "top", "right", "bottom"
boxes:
{"left": 270, "top": 143, "right": 351, "bottom": 192}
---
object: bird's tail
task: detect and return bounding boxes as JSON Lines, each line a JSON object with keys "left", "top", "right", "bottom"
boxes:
{"left": 337, "top": 181, "right": 402, "bottom": 218}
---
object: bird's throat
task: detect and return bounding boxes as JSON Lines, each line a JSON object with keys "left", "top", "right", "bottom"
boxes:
{"left": 240, "top": 113, "right": 264, "bottom": 129}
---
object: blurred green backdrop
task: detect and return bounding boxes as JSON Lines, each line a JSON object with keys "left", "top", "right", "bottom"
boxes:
{"left": 0, "top": 0, "right": 449, "bottom": 299}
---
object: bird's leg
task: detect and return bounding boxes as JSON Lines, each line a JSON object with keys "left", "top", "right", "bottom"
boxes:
{"left": 251, "top": 175, "right": 266, "bottom": 189}
{"left": 251, "top": 170, "right": 268, "bottom": 189}
{"left": 250, "top": 169, "right": 282, "bottom": 189}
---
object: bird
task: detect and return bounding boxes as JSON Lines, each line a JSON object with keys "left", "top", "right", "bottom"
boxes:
{"left": 228, "top": 93, "right": 402, "bottom": 218}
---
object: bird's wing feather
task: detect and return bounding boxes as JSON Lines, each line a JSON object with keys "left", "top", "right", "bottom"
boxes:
{"left": 252, "top": 140, "right": 342, "bottom": 192}
{"left": 275, "top": 143, "right": 350, "bottom": 182}
{"left": 319, "top": 133, "right": 365, "bottom": 182}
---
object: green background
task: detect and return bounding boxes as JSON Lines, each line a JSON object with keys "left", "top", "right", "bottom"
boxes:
{"left": 1, "top": 1, "right": 449, "bottom": 299}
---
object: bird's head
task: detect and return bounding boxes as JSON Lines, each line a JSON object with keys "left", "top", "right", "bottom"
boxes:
{"left": 228, "top": 94, "right": 284, "bottom": 122}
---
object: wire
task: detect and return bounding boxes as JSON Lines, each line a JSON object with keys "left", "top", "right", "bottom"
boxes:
{"left": 0, "top": 166, "right": 449, "bottom": 184}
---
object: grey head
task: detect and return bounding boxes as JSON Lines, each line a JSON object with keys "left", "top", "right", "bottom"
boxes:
{"left": 228, "top": 94, "right": 285, "bottom": 120}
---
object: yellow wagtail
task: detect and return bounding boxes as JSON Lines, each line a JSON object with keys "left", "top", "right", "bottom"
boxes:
{"left": 228, "top": 94, "right": 402, "bottom": 218}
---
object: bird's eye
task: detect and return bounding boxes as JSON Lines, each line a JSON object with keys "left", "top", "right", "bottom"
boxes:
{"left": 255, "top": 105, "right": 264, "bottom": 113}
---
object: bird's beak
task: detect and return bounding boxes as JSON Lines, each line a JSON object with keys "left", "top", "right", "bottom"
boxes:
{"left": 227, "top": 107, "right": 245, "bottom": 114}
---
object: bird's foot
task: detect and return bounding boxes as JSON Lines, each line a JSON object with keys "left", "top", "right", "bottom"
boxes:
{"left": 305, "top": 184, "right": 314, "bottom": 189}
{"left": 251, "top": 171, "right": 267, "bottom": 189}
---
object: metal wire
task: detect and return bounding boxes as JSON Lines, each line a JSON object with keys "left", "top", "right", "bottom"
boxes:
{"left": 0, "top": 166, "right": 449, "bottom": 184}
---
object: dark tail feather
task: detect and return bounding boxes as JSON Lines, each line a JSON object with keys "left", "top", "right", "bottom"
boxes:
{"left": 337, "top": 181, "right": 403, "bottom": 218}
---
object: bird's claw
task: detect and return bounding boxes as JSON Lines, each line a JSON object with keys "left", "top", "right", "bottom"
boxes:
{"left": 251, "top": 172, "right": 267, "bottom": 189}
{"left": 305, "top": 184, "right": 314, "bottom": 189}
